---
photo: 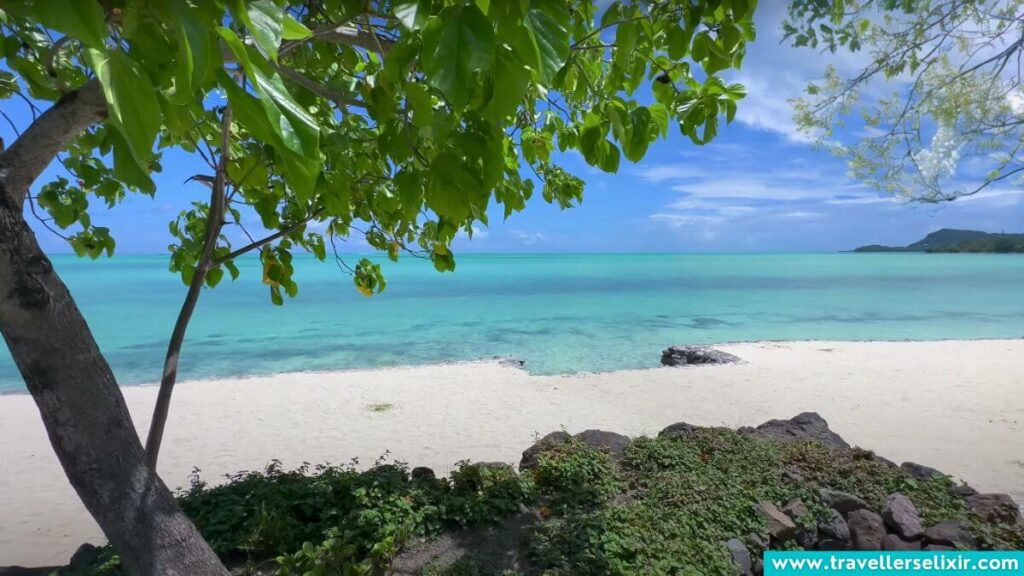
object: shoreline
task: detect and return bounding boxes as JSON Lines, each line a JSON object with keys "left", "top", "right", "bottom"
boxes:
{"left": 2, "top": 335, "right": 1022, "bottom": 397}
{"left": 2, "top": 339, "right": 1023, "bottom": 566}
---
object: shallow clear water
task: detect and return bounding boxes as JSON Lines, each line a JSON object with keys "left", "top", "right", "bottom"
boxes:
{"left": 2, "top": 253, "right": 1022, "bottom": 392}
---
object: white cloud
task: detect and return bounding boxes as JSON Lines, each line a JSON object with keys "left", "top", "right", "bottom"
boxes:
{"left": 511, "top": 230, "right": 545, "bottom": 244}
{"left": 777, "top": 211, "right": 825, "bottom": 219}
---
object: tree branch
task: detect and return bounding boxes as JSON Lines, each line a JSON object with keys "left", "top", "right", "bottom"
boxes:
{"left": 210, "top": 210, "right": 321, "bottom": 267}
{"left": 0, "top": 80, "right": 106, "bottom": 209}
{"left": 145, "top": 106, "right": 233, "bottom": 468}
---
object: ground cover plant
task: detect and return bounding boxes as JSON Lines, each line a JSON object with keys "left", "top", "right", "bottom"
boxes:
{"left": 57, "top": 426, "right": 1024, "bottom": 576}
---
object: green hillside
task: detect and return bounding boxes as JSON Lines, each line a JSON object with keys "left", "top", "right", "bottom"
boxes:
{"left": 852, "top": 229, "right": 1024, "bottom": 253}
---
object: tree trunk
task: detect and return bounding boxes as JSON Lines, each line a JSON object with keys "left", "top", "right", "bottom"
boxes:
{"left": 0, "top": 83, "right": 228, "bottom": 575}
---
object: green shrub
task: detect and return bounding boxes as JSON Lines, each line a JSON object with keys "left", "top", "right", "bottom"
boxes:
{"left": 531, "top": 439, "right": 621, "bottom": 509}
{"left": 442, "top": 461, "right": 535, "bottom": 526}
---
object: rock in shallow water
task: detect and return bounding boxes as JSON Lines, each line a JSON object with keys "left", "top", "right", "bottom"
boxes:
{"left": 660, "top": 345, "right": 741, "bottom": 366}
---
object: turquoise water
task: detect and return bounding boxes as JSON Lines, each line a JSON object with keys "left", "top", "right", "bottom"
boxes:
{"left": 1, "top": 253, "right": 1022, "bottom": 393}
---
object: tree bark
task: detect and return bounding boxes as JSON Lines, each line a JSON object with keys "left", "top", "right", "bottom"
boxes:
{"left": 0, "top": 83, "right": 228, "bottom": 575}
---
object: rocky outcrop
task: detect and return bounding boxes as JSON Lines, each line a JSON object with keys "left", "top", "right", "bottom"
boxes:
{"left": 819, "top": 489, "right": 867, "bottom": 514}
{"left": 661, "top": 345, "right": 740, "bottom": 366}
{"left": 847, "top": 510, "right": 887, "bottom": 550}
{"left": 574, "top": 430, "right": 631, "bottom": 461}
{"left": 882, "top": 534, "right": 921, "bottom": 550}
{"left": 725, "top": 538, "right": 753, "bottom": 576}
{"left": 519, "top": 431, "right": 571, "bottom": 471}
{"left": 900, "top": 462, "right": 944, "bottom": 480}
{"left": 658, "top": 421, "right": 699, "bottom": 438}
{"left": 757, "top": 501, "right": 797, "bottom": 542}
{"left": 924, "top": 520, "right": 973, "bottom": 549}
{"left": 519, "top": 429, "right": 631, "bottom": 471}
{"left": 882, "top": 493, "right": 924, "bottom": 540}
{"left": 966, "top": 493, "right": 1022, "bottom": 526}
{"left": 742, "top": 412, "right": 850, "bottom": 449}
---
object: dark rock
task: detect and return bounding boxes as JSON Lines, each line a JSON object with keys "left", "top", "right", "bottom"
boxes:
{"left": 871, "top": 454, "right": 898, "bottom": 468}
{"left": 847, "top": 509, "right": 886, "bottom": 550}
{"left": 783, "top": 499, "right": 815, "bottom": 548}
{"left": 924, "top": 520, "right": 973, "bottom": 549}
{"left": 782, "top": 499, "right": 810, "bottom": 521}
{"left": 519, "top": 431, "right": 571, "bottom": 471}
{"left": 901, "top": 462, "right": 944, "bottom": 481}
{"left": 68, "top": 544, "right": 102, "bottom": 570}
{"left": 882, "top": 493, "right": 924, "bottom": 540}
{"left": 658, "top": 421, "right": 699, "bottom": 438}
{"left": 725, "top": 538, "right": 753, "bottom": 575}
{"left": 745, "top": 412, "right": 850, "bottom": 449}
{"left": 745, "top": 533, "right": 768, "bottom": 555}
{"left": 493, "top": 356, "right": 526, "bottom": 369}
{"left": 574, "top": 430, "right": 631, "bottom": 461}
{"left": 819, "top": 488, "right": 868, "bottom": 514}
{"left": 924, "top": 544, "right": 956, "bottom": 551}
{"left": 818, "top": 538, "right": 852, "bottom": 551}
{"left": 411, "top": 467, "right": 436, "bottom": 481}
{"left": 882, "top": 534, "right": 921, "bottom": 551}
{"left": 661, "top": 345, "right": 741, "bottom": 366}
{"left": 966, "top": 493, "right": 1022, "bottom": 526}
{"left": 757, "top": 502, "right": 797, "bottom": 542}
{"left": 949, "top": 483, "right": 979, "bottom": 498}
{"left": 819, "top": 508, "right": 851, "bottom": 545}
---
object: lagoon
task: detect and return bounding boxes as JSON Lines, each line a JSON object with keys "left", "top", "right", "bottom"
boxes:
{"left": 2, "top": 252, "right": 1022, "bottom": 393}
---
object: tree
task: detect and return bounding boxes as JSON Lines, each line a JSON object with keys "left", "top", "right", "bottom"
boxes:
{"left": 784, "top": 0, "right": 1024, "bottom": 202}
{"left": 0, "top": 0, "right": 754, "bottom": 572}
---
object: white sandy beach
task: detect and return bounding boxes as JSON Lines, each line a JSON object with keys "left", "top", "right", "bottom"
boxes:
{"left": 1, "top": 339, "right": 1023, "bottom": 567}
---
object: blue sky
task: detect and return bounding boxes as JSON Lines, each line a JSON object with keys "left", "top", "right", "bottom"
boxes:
{"left": 6, "top": 3, "right": 1023, "bottom": 255}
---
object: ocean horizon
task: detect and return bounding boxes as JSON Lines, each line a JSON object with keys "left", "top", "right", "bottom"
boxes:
{"left": 2, "top": 252, "right": 1022, "bottom": 393}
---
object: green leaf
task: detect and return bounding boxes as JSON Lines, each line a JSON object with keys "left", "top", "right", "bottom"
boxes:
{"left": 245, "top": 0, "right": 284, "bottom": 61}
{"left": 666, "top": 24, "right": 689, "bottom": 60}
{"left": 394, "top": 0, "right": 429, "bottom": 30}
{"left": 649, "top": 102, "right": 670, "bottom": 137}
{"left": 524, "top": 0, "right": 570, "bottom": 83}
{"left": 218, "top": 71, "right": 278, "bottom": 146}
{"left": 37, "top": 0, "right": 107, "bottom": 50}
{"left": 174, "top": 8, "right": 213, "bottom": 103}
{"left": 427, "top": 152, "right": 486, "bottom": 222}
{"left": 108, "top": 128, "right": 156, "bottom": 193}
{"left": 282, "top": 14, "right": 312, "bottom": 40}
{"left": 85, "top": 49, "right": 161, "bottom": 172}
{"left": 405, "top": 82, "right": 434, "bottom": 128}
{"left": 205, "top": 267, "right": 224, "bottom": 288}
{"left": 251, "top": 66, "right": 320, "bottom": 157}
{"left": 421, "top": 4, "right": 496, "bottom": 107}
{"left": 623, "top": 106, "right": 653, "bottom": 162}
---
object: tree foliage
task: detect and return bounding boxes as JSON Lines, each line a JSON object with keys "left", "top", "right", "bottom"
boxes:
{"left": 1, "top": 0, "right": 755, "bottom": 303}
{"left": 784, "top": 0, "right": 1024, "bottom": 202}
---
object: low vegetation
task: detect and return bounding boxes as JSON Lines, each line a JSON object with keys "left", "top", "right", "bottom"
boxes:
{"left": 60, "top": 429, "right": 1023, "bottom": 576}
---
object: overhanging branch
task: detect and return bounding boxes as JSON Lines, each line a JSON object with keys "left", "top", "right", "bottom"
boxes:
{"left": 0, "top": 80, "right": 106, "bottom": 209}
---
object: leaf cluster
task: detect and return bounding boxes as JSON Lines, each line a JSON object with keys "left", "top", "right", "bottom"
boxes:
{"left": 1, "top": 0, "right": 755, "bottom": 301}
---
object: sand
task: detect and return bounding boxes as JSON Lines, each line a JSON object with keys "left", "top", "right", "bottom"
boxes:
{"left": 1, "top": 339, "right": 1023, "bottom": 567}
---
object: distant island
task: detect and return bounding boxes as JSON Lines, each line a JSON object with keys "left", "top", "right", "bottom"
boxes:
{"left": 851, "top": 228, "right": 1024, "bottom": 253}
